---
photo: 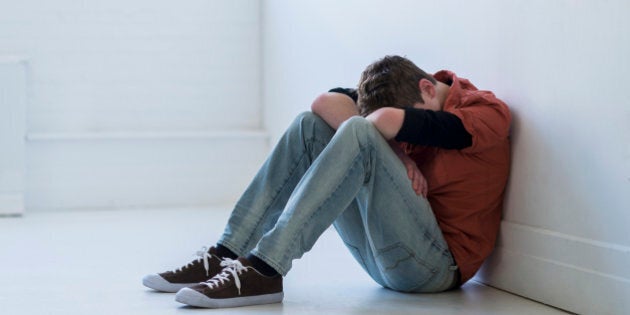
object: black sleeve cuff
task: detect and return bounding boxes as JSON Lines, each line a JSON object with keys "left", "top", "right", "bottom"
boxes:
{"left": 328, "top": 87, "right": 358, "bottom": 103}
{"left": 395, "top": 107, "right": 472, "bottom": 150}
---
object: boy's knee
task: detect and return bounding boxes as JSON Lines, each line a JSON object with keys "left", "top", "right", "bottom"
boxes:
{"left": 339, "top": 116, "right": 375, "bottom": 135}
{"left": 341, "top": 116, "right": 369, "bottom": 129}
{"left": 289, "top": 111, "right": 335, "bottom": 138}
{"left": 294, "top": 111, "right": 316, "bottom": 122}
{"left": 292, "top": 111, "right": 324, "bottom": 128}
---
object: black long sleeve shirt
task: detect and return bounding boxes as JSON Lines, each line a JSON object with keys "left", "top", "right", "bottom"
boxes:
{"left": 329, "top": 87, "right": 472, "bottom": 150}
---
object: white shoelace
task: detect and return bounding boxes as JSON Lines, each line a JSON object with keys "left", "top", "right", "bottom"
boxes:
{"left": 172, "top": 246, "right": 214, "bottom": 276}
{"left": 202, "top": 258, "right": 249, "bottom": 295}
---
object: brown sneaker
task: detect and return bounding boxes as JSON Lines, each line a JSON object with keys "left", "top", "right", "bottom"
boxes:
{"left": 175, "top": 257, "right": 283, "bottom": 308}
{"left": 142, "top": 246, "right": 223, "bottom": 293}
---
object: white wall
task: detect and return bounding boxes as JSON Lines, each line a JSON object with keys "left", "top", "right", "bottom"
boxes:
{"left": 0, "top": 57, "right": 27, "bottom": 215}
{"left": 0, "top": 0, "right": 261, "bottom": 133}
{"left": 0, "top": 0, "right": 268, "bottom": 211}
{"left": 262, "top": 1, "right": 630, "bottom": 314}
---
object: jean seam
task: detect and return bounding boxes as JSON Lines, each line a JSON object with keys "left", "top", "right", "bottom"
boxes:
{"left": 282, "top": 151, "right": 364, "bottom": 264}
{"left": 239, "top": 146, "right": 308, "bottom": 251}
{"left": 377, "top": 153, "right": 449, "bottom": 254}
{"left": 251, "top": 249, "right": 288, "bottom": 276}
{"left": 366, "top": 133, "right": 439, "bottom": 273}
{"left": 342, "top": 241, "right": 368, "bottom": 269}
{"left": 377, "top": 242, "right": 439, "bottom": 292}
{"left": 308, "top": 135, "right": 331, "bottom": 161}
{"left": 239, "top": 133, "right": 330, "bottom": 254}
{"left": 376, "top": 242, "right": 438, "bottom": 273}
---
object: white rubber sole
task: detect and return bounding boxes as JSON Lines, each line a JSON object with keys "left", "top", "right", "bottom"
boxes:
{"left": 142, "top": 274, "right": 197, "bottom": 293}
{"left": 175, "top": 287, "right": 284, "bottom": 308}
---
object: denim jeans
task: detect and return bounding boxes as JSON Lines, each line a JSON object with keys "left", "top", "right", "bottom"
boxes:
{"left": 218, "top": 112, "right": 458, "bottom": 293}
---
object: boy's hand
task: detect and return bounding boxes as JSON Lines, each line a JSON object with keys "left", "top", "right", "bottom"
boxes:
{"left": 400, "top": 152, "right": 428, "bottom": 197}
{"left": 388, "top": 140, "right": 428, "bottom": 197}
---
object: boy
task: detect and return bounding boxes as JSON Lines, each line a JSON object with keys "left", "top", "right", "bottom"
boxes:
{"left": 143, "top": 55, "right": 511, "bottom": 308}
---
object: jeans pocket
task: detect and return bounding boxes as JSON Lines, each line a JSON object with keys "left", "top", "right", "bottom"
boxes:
{"left": 376, "top": 242, "right": 438, "bottom": 292}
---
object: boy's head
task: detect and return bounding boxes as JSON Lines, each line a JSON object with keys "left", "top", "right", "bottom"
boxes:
{"left": 357, "top": 55, "right": 436, "bottom": 116}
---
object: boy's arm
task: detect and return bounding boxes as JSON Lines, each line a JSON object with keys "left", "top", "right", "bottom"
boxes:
{"left": 313, "top": 96, "right": 430, "bottom": 196}
{"left": 367, "top": 107, "right": 472, "bottom": 149}
{"left": 388, "top": 139, "right": 428, "bottom": 197}
{"left": 366, "top": 106, "right": 472, "bottom": 197}
{"left": 366, "top": 107, "right": 405, "bottom": 139}
{"left": 363, "top": 107, "right": 427, "bottom": 197}
{"left": 311, "top": 92, "right": 359, "bottom": 130}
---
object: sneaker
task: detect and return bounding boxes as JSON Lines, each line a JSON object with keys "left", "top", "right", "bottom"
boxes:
{"left": 175, "top": 257, "right": 283, "bottom": 308}
{"left": 142, "top": 246, "right": 223, "bottom": 293}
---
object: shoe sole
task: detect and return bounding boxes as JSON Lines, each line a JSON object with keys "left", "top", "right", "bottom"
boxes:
{"left": 142, "top": 274, "right": 198, "bottom": 293}
{"left": 175, "top": 287, "right": 284, "bottom": 308}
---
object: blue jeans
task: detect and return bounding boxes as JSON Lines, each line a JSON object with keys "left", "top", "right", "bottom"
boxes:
{"left": 218, "top": 112, "right": 458, "bottom": 293}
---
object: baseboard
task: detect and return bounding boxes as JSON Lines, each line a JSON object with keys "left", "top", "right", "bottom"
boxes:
{"left": 0, "top": 193, "right": 24, "bottom": 216}
{"left": 25, "top": 130, "right": 269, "bottom": 212}
{"left": 26, "top": 130, "right": 268, "bottom": 141}
{"left": 0, "top": 57, "right": 27, "bottom": 216}
{"left": 476, "top": 221, "right": 630, "bottom": 315}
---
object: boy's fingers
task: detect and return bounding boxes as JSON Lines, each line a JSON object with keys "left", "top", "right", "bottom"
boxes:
{"left": 421, "top": 176, "right": 428, "bottom": 197}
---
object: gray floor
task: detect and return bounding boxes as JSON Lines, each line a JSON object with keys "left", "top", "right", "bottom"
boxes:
{"left": 0, "top": 207, "right": 570, "bottom": 315}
